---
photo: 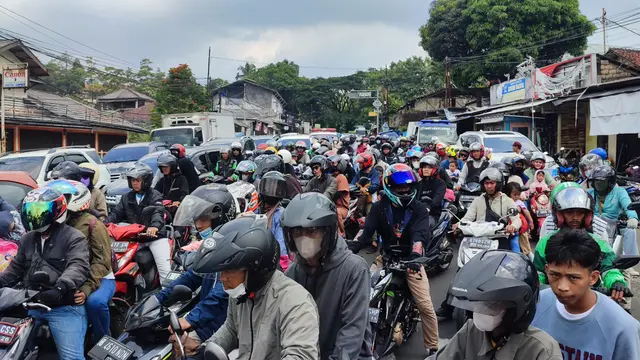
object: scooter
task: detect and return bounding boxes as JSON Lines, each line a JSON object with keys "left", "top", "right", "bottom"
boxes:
{"left": 88, "top": 284, "right": 198, "bottom": 360}
{"left": 420, "top": 198, "right": 454, "bottom": 275}
{"left": 530, "top": 187, "right": 552, "bottom": 237}
{"left": 456, "top": 182, "right": 481, "bottom": 216}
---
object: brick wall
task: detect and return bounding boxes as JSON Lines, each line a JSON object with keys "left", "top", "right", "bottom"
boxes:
{"left": 600, "top": 60, "right": 639, "bottom": 83}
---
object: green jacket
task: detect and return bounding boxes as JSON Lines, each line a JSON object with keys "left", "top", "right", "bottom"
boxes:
{"left": 534, "top": 230, "right": 626, "bottom": 289}
{"left": 67, "top": 212, "right": 113, "bottom": 296}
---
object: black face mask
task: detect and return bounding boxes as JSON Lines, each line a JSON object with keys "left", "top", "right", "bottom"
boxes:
{"left": 513, "top": 167, "right": 524, "bottom": 174}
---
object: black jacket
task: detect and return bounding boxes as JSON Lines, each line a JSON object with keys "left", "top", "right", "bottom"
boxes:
{"left": 0, "top": 223, "right": 89, "bottom": 303}
{"left": 419, "top": 176, "right": 446, "bottom": 217}
{"left": 356, "top": 195, "right": 431, "bottom": 253}
{"left": 154, "top": 172, "right": 189, "bottom": 202}
{"left": 106, "top": 189, "right": 165, "bottom": 231}
{"left": 177, "top": 157, "right": 200, "bottom": 193}
{"left": 303, "top": 176, "right": 338, "bottom": 200}
{"left": 345, "top": 165, "right": 356, "bottom": 184}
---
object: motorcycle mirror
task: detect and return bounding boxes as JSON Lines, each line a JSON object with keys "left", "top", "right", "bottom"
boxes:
{"left": 31, "top": 271, "right": 50, "bottom": 286}
{"left": 560, "top": 147, "right": 565, "bottom": 151}
{"left": 204, "top": 342, "right": 229, "bottom": 360}
{"left": 169, "top": 284, "right": 193, "bottom": 303}
{"left": 612, "top": 255, "right": 640, "bottom": 270}
{"left": 358, "top": 177, "right": 371, "bottom": 186}
{"left": 627, "top": 202, "right": 640, "bottom": 211}
{"left": 506, "top": 207, "right": 518, "bottom": 217}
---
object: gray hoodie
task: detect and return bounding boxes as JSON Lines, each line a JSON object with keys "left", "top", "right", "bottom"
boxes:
{"left": 286, "top": 237, "right": 373, "bottom": 360}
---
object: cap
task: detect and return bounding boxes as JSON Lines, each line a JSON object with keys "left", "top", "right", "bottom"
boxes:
{"left": 513, "top": 141, "right": 522, "bottom": 148}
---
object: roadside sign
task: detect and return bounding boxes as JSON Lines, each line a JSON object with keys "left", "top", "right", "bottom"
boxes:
{"left": 372, "top": 99, "right": 382, "bottom": 109}
{"left": 2, "top": 66, "right": 28, "bottom": 89}
{"left": 368, "top": 111, "right": 377, "bottom": 117}
{"left": 348, "top": 90, "right": 375, "bottom": 99}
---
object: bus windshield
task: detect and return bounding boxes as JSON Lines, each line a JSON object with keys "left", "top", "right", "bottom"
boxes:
{"left": 417, "top": 125, "right": 458, "bottom": 145}
{"left": 151, "top": 128, "right": 197, "bottom": 146}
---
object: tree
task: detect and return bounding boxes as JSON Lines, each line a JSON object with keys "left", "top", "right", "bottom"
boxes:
{"left": 134, "top": 59, "right": 165, "bottom": 97}
{"left": 236, "top": 63, "right": 257, "bottom": 80}
{"left": 247, "top": 60, "right": 301, "bottom": 110}
{"left": 153, "top": 64, "right": 209, "bottom": 126}
{"left": 419, "top": 0, "right": 595, "bottom": 86}
{"left": 43, "top": 53, "right": 87, "bottom": 95}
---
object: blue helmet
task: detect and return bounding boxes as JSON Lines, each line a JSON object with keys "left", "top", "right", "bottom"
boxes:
{"left": 589, "top": 147, "right": 607, "bottom": 160}
{"left": 383, "top": 164, "right": 419, "bottom": 207}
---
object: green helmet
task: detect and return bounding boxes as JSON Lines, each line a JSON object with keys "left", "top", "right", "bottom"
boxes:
{"left": 549, "top": 181, "right": 581, "bottom": 205}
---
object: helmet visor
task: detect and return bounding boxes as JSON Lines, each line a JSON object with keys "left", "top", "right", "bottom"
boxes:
{"left": 449, "top": 298, "right": 513, "bottom": 315}
{"left": 22, "top": 201, "right": 56, "bottom": 232}
{"left": 259, "top": 177, "right": 287, "bottom": 199}
{"left": 173, "top": 195, "right": 221, "bottom": 227}
{"left": 554, "top": 187, "right": 593, "bottom": 212}
{"left": 593, "top": 179, "right": 609, "bottom": 193}
{"left": 388, "top": 169, "right": 418, "bottom": 185}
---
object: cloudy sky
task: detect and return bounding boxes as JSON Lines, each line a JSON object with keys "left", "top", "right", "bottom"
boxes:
{"left": 1, "top": 0, "right": 639, "bottom": 83}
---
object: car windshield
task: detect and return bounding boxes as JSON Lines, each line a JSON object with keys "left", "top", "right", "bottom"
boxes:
{"left": 0, "top": 181, "right": 35, "bottom": 209}
{"left": 418, "top": 126, "right": 458, "bottom": 144}
{"left": 0, "top": 157, "right": 44, "bottom": 179}
{"left": 483, "top": 137, "right": 538, "bottom": 153}
{"left": 151, "top": 128, "right": 196, "bottom": 146}
{"left": 103, "top": 146, "right": 149, "bottom": 163}
{"left": 278, "top": 137, "right": 311, "bottom": 148}
{"left": 253, "top": 138, "right": 272, "bottom": 146}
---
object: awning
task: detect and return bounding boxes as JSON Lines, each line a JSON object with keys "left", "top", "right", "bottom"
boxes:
{"left": 477, "top": 98, "right": 555, "bottom": 118}
{"left": 590, "top": 91, "right": 640, "bottom": 136}
{"left": 477, "top": 115, "right": 504, "bottom": 124}
{"left": 553, "top": 85, "right": 640, "bottom": 106}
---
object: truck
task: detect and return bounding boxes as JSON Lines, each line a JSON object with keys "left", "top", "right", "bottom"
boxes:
{"left": 150, "top": 112, "right": 236, "bottom": 146}
{"left": 415, "top": 119, "right": 458, "bottom": 146}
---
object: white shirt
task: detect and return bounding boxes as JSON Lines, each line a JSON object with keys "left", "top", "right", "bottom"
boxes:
{"left": 555, "top": 299, "right": 595, "bottom": 321}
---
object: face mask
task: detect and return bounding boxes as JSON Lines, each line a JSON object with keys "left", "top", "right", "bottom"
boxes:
{"left": 294, "top": 235, "right": 322, "bottom": 260}
{"left": 473, "top": 310, "right": 505, "bottom": 332}
{"left": 376, "top": 140, "right": 381, "bottom": 144}
{"left": 241, "top": 174, "right": 251, "bottom": 182}
{"left": 81, "top": 177, "right": 91, "bottom": 187}
{"left": 412, "top": 161, "right": 420, "bottom": 169}
{"left": 199, "top": 227, "right": 213, "bottom": 239}
{"left": 223, "top": 282, "right": 247, "bottom": 299}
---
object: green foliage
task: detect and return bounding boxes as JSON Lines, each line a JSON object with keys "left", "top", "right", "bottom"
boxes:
{"left": 420, "top": 0, "right": 595, "bottom": 86}
{"left": 152, "top": 64, "right": 209, "bottom": 125}
{"left": 128, "top": 131, "right": 151, "bottom": 143}
{"left": 42, "top": 53, "right": 87, "bottom": 95}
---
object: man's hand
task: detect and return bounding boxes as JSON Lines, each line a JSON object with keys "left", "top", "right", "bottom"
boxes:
{"left": 74, "top": 290, "right": 86, "bottom": 305}
{"left": 452, "top": 223, "right": 459, "bottom": 232}
{"left": 347, "top": 241, "right": 362, "bottom": 254}
{"left": 627, "top": 218, "right": 638, "bottom": 229}
{"left": 455, "top": 184, "right": 461, "bottom": 191}
{"left": 171, "top": 201, "right": 181, "bottom": 208}
{"left": 505, "top": 224, "right": 517, "bottom": 234}
{"left": 146, "top": 227, "right": 159, "bottom": 237}
{"left": 169, "top": 331, "right": 200, "bottom": 357}
{"left": 611, "top": 282, "right": 631, "bottom": 302}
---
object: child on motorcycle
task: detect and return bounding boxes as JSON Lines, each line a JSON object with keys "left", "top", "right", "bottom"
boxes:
{"left": 528, "top": 170, "right": 550, "bottom": 193}
{"left": 504, "top": 182, "right": 534, "bottom": 259}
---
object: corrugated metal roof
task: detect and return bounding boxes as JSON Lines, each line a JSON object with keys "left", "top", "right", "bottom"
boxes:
{"left": 97, "top": 88, "right": 154, "bottom": 102}
{"left": 476, "top": 98, "right": 555, "bottom": 118}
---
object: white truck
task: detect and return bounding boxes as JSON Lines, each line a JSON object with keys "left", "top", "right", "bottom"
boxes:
{"left": 151, "top": 113, "right": 236, "bottom": 146}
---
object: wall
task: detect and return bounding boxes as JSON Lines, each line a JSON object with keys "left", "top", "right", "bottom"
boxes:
{"left": 557, "top": 102, "right": 587, "bottom": 152}
{"left": 599, "top": 59, "right": 640, "bottom": 83}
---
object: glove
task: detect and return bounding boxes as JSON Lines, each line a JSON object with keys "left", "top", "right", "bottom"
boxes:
{"left": 627, "top": 218, "right": 638, "bottom": 229}
{"left": 612, "top": 282, "right": 633, "bottom": 297}
{"left": 38, "top": 286, "right": 65, "bottom": 306}
{"left": 407, "top": 252, "right": 422, "bottom": 273}
{"left": 347, "top": 241, "right": 363, "bottom": 254}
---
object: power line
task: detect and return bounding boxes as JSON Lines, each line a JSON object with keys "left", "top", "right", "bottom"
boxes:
{"left": 607, "top": 19, "right": 640, "bottom": 39}
{"left": 210, "top": 55, "right": 370, "bottom": 71}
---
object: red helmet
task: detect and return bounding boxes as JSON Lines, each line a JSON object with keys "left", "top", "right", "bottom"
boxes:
{"left": 435, "top": 143, "right": 447, "bottom": 157}
{"left": 356, "top": 153, "right": 374, "bottom": 169}
{"left": 169, "top": 144, "right": 186, "bottom": 158}
{"left": 257, "top": 143, "right": 268, "bottom": 150}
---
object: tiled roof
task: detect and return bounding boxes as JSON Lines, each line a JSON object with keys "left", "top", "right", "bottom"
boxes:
{"left": 608, "top": 47, "right": 640, "bottom": 68}
{"left": 97, "top": 88, "right": 154, "bottom": 102}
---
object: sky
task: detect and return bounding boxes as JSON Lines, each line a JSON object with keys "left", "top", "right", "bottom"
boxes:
{"left": 1, "top": 0, "right": 639, "bottom": 83}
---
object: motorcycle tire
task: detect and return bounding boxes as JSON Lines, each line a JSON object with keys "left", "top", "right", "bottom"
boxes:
{"left": 454, "top": 306, "right": 470, "bottom": 331}
{"left": 436, "top": 246, "right": 454, "bottom": 273}
{"left": 109, "top": 302, "right": 128, "bottom": 338}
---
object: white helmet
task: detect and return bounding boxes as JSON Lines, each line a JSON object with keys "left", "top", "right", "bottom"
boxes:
{"left": 45, "top": 179, "right": 92, "bottom": 213}
{"left": 340, "top": 153, "right": 350, "bottom": 162}
{"left": 278, "top": 149, "right": 292, "bottom": 164}
{"left": 312, "top": 142, "right": 321, "bottom": 150}
{"left": 79, "top": 162, "right": 99, "bottom": 186}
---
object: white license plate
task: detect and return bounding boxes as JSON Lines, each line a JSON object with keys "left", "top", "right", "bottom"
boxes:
{"left": 91, "top": 336, "right": 134, "bottom": 360}
{"left": 537, "top": 210, "right": 548, "bottom": 217}
{"left": 166, "top": 271, "right": 182, "bottom": 281}
{"left": 369, "top": 307, "right": 380, "bottom": 324}
{"left": 111, "top": 241, "right": 129, "bottom": 253}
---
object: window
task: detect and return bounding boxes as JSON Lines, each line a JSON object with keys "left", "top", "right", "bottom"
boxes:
{"left": 66, "top": 153, "right": 89, "bottom": 165}
{"left": 192, "top": 153, "right": 209, "bottom": 173}
{"left": 0, "top": 157, "right": 44, "bottom": 180}
{"left": 0, "top": 182, "right": 35, "bottom": 210}
{"left": 103, "top": 146, "right": 149, "bottom": 163}
{"left": 154, "top": 145, "right": 168, "bottom": 152}
{"left": 85, "top": 150, "right": 103, "bottom": 164}
{"left": 195, "top": 128, "right": 204, "bottom": 144}
{"left": 460, "top": 135, "right": 481, "bottom": 147}
{"left": 46, "top": 155, "right": 65, "bottom": 176}
{"left": 206, "top": 151, "right": 219, "bottom": 171}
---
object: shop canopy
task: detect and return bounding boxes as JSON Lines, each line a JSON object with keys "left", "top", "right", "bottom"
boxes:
{"left": 589, "top": 91, "right": 640, "bottom": 136}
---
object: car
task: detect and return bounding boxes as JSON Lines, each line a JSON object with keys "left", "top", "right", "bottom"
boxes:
{"left": 309, "top": 131, "right": 339, "bottom": 143}
{"left": 204, "top": 136, "right": 256, "bottom": 154}
{"left": 102, "top": 142, "right": 169, "bottom": 181}
{"left": 0, "top": 146, "right": 111, "bottom": 189}
{"left": 0, "top": 171, "right": 38, "bottom": 210}
{"left": 251, "top": 135, "right": 275, "bottom": 147}
{"left": 103, "top": 145, "right": 224, "bottom": 210}
{"left": 277, "top": 134, "right": 312, "bottom": 149}
{"left": 456, "top": 131, "right": 557, "bottom": 169}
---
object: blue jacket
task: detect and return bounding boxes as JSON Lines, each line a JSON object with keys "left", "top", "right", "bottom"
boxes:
{"left": 588, "top": 185, "right": 638, "bottom": 221}
{"left": 155, "top": 270, "right": 228, "bottom": 340}
{"left": 351, "top": 168, "right": 380, "bottom": 194}
{"left": 255, "top": 207, "right": 287, "bottom": 256}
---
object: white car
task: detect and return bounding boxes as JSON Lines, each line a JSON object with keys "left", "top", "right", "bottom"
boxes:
{"left": 0, "top": 146, "right": 111, "bottom": 189}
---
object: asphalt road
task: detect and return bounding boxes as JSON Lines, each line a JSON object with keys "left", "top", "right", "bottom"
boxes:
{"left": 357, "top": 235, "right": 640, "bottom": 360}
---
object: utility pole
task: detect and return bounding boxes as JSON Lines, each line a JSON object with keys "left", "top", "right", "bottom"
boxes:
{"left": 376, "top": 88, "right": 380, "bottom": 134}
{"left": 445, "top": 57, "right": 452, "bottom": 108}
{"left": 207, "top": 47, "right": 213, "bottom": 110}
{"left": 602, "top": 8, "right": 607, "bottom": 53}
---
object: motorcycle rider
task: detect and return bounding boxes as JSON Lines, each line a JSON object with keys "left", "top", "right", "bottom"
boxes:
{"left": 0, "top": 196, "right": 24, "bottom": 242}
{"left": 533, "top": 185, "right": 629, "bottom": 299}
{"left": 429, "top": 250, "right": 562, "bottom": 360}
{"left": 283, "top": 193, "right": 372, "bottom": 359}
{"left": 338, "top": 135, "right": 355, "bottom": 157}
{"left": 295, "top": 141, "right": 311, "bottom": 165}
{"left": 342, "top": 153, "right": 356, "bottom": 183}
{"left": 254, "top": 154, "right": 301, "bottom": 199}
{"left": 0, "top": 187, "right": 90, "bottom": 360}
{"left": 456, "top": 142, "right": 489, "bottom": 190}
{"left": 106, "top": 163, "right": 171, "bottom": 279}
{"left": 588, "top": 165, "right": 639, "bottom": 256}
{"left": 215, "top": 147, "right": 238, "bottom": 180}
{"left": 512, "top": 141, "right": 523, "bottom": 154}
{"left": 52, "top": 161, "right": 107, "bottom": 220}
{"left": 357, "top": 137, "right": 370, "bottom": 154}
{"left": 170, "top": 144, "right": 200, "bottom": 193}
{"left": 348, "top": 164, "right": 439, "bottom": 355}
{"left": 532, "top": 229, "right": 640, "bottom": 359}
{"left": 578, "top": 153, "right": 603, "bottom": 189}
{"left": 406, "top": 148, "right": 424, "bottom": 172}
{"left": 380, "top": 143, "right": 397, "bottom": 164}
{"left": 435, "top": 143, "right": 447, "bottom": 164}
{"left": 256, "top": 171, "right": 290, "bottom": 271}
{"left": 351, "top": 152, "right": 380, "bottom": 220}
{"left": 187, "top": 215, "right": 320, "bottom": 360}
{"left": 230, "top": 141, "right": 244, "bottom": 163}
{"left": 155, "top": 154, "right": 189, "bottom": 214}
{"left": 303, "top": 155, "right": 337, "bottom": 198}
{"left": 524, "top": 152, "right": 555, "bottom": 186}
{"left": 328, "top": 154, "right": 351, "bottom": 237}
{"left": 78, "top": 162, "right": 109, "bottom": 220}
{"left": 235, "top": 160, "right": 257, "bottom": 182}
{"left": 395, "top": 136, "right": 410, "bottom": 155}
{"left": 47, "top": 179, "right": 114, "bottom": 344}
{"left": 419, "top": 155, "right": 446, "bottom": 226}
{"left": 509, "top": 154, "right": 530, "bottom": 186}
{"left": 277, "top": 149, "right": 296, "bottom": 176}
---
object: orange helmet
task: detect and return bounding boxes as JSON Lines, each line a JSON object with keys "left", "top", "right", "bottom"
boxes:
{"left": 356, "top": 153, "right": 374, "bottom": 169}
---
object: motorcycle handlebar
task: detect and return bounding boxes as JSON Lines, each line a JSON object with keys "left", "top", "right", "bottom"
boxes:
{"left": 23, "top": 302, "right": 51, "bottom": 312}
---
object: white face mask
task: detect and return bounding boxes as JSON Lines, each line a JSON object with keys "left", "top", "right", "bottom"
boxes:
{"left": 473, "top": 310, "right": 505, "bottom": 332}
{"left": 294, "top": 235, "right": 322, "bottom": 260}
{"left": 412, "top": 161, "right": 420, "bottom": 169}
{"left": 223, "top": 282, "right": 247, "bottom": 299}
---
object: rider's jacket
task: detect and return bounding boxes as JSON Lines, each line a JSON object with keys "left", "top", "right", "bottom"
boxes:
{"left": 177, "top": 156, "right": 200, "bottom": 193}
{"left": 303, "top": 176, "right": 337, "bottom": 199}
{"left": 350, "top": 168, "right": 380, "bottom": 194}
{"left": 206, "top": 270, "right": 320, "bottom": 360}
{"left": 381, "top": 154, "right": 397, "bottom": 165}
{"left": 0, "top": 223, "right": 89, "bottom": 303}
{"left": 587, "top": 186, "right": 639, "bottom": 221}
{"left": 419, "top": 176, "right": 446, "bottom": 218}
{"left": 534, "top": 230, "right": 626, "bottom": 289}
{"left": 356, "top": 195, "right": 432, "bottom": 252}
{"left": 156, "top": 269, "right": 228, "bottom": 341}
{"left": 461, "top": 192, "right": 522, "bottom": 229}
{"left": 106, "top": 189, "right": 165, "bottom": 231}
{"left": 458, "top": 159, "right": 489, "bottom": 186}
{"left": 215, "top": 159, "right": 238, "bottom": 178}
{"left": 286, "top": 238, "right": 373, "bottom": 360}
{"left": 154, "top": 170, "right": 189, "bottom": 202}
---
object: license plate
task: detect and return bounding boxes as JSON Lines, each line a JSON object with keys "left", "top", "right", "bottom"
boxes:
{"left": 537, "top": 210, "right": 548, "bottom": 217}
{"left": 111, "top": 241, "right": 129, "bottom": 253}
{"left": 467, "top": 237, "right": 493, "bottom": 249}
{"left": 89, "top": 336, "right": 134, "bottom": 360}
{"left": 0, "top": 322, "right": 17, "bottom": 346}
{"left": 166, "top": 271, "right": 182, "bottom": 281}
{"left": 369, "top": 307, "right": 380, "bottom": 324}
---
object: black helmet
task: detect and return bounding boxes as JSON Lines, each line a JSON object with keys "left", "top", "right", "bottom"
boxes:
{"left": 258, "top": 171, "right": 287, "bottom": 200}
{"left": 309, "top": 155, "right": 328, "bottom": 172}
{"left": 501, "top": 156, "right": 514, "bottom": 169}
{"left": 255, "top": 155, "right": 285, "bottom": 179}
{"left": 381, "top": 143, "right": 393, "bottom": 151}
{"left": 190, "top": 184, "right": 237, "bottom": 226}
{"left": 157, "top": 153, "right": 178, "bottom": 172}
{"left": 328, "top": 154, "right": 347, "bottom": 173}
{"left": 192, "top": 215, "right": 278, "bottom": 296}
{"left": 125, "top": 162, "right": 154, "bottom": 191}
{"left": 589, "top": 164, "right": 616, "bottom": 195}
{"left": 281, "top": 192, "right": 338, "bottom": 259}
{"left": 448, "top": 250, "right": 539, "bottom": 335}
{"left": 51, "top": 161, "right": 83, "bottom": 182}
{"left": 479, "top": 167, "right": 503, "bottom": 192}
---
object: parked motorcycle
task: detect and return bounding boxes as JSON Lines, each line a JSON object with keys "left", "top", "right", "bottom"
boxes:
{"left": 369, "top": 245, "right": 426, "bottom": 358}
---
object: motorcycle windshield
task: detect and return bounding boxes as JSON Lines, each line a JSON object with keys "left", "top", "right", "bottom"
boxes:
{"left": 0, "top": 288, "right": 37, "bottom": 311}
{"left": 463, "top": 182, "right": 481, "bottom": 192}
{"left": 173, "top": 195, "right": 221, "bottom": 227}
{"left": 124, "top": 295, "right": 161, "bottom": 330}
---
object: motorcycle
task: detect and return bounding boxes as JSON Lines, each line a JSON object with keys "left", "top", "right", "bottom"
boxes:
{"left": 456, "top": 182, "right": 481, "bottom": 216}
{"left": 227, "top": 181, "right": 259, "bottom": 214}
{"left": 530, "top": 187, "right": 552, "bottom": 237}
{"left": 344, "top": 178, "right": 371, "bottom": 241}
{"left": 88, "top": 284, "right": 198, "bottom": 360}
{"left": 420, "top": 198, "right": 454, "bottom": 274}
